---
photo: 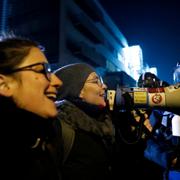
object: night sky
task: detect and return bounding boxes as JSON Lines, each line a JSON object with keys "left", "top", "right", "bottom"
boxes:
{"left": 99, "top": 0, "right": 180, "bottom": 84}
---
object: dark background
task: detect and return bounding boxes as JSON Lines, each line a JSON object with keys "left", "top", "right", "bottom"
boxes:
{"left": 99, "top": 0, "right": 180, "bottom": 84}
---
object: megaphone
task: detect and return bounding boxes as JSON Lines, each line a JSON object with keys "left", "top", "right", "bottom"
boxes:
{"left": 107, "top": 83, "right": 180, "bottom": 115}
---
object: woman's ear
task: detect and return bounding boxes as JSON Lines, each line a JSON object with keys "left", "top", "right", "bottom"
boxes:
{"left": 0, "top": 74, "right": 13, "bottom": 97}
{"left": 79, "top": 89, "right": 84, "bottom": 98}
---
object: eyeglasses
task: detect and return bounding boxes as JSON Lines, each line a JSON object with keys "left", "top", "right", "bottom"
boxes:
{"left": 6, "top": 62, "right": 52, "bottom": 81}
{"left": 86, "top": 77, "right": 104, "bottom": 87}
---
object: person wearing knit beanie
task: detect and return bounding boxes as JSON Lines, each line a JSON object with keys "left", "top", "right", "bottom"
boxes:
{"left": 54, "top": 63, "right": 114, "bottom": 180}
{"left": 54, "top": 63, "right": 107, "bottom": 107}
{"left": 54, "top": 63, "right": 95, "bottom": 100}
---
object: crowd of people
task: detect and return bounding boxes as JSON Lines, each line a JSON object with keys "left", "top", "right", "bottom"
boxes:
{"left": 1, "top": 33, "right": 180, "bottom": 180}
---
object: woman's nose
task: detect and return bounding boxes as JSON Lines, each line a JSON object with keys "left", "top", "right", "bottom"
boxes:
{"left": 102, "top": 83, "right": 107, "bottom": 90}
{"left": 51, "top": 73, "right": 63, "bottom": 88}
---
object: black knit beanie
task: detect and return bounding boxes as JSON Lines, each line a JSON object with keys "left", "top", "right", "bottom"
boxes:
{"left": 54, "top": 63, "right": 95, "bottom": 100}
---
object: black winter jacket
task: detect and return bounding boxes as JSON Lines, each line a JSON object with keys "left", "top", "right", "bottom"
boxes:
{"left": 1, "top": 99, "right": 63, "bottom": 180}
{"left": 57, "top": 99, "right": 114, "bottom": 180}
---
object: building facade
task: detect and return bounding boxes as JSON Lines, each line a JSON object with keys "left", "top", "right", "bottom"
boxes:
{"left": 3, "top": 0, "right": 144, "bottom": 85}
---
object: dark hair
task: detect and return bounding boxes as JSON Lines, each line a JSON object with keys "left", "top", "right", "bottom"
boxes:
{"left": 138, "top": 72, "right": 160, "bottom": 88}
{"left": 138, "top": 72, "right": 169, "bottom": 88}
{"left": 0, "top": 33, "right": 42, "bottom": 74}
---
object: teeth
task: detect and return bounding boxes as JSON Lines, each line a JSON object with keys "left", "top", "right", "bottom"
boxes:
{"left": 100, "top": 94, "right": 105, "bottom": 97}
{"left": 47, "top": 96, "right": 57, "bottom": 101}
{"left": 46, "top": 93, "right": 57, "bottom": 101}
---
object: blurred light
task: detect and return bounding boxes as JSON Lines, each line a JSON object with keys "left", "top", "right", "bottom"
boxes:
{"left": 122, "top": 45, "right": 143, "bottom": 80}
{"left": 173, "top": 64, "right": 180, "bottom": 84}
